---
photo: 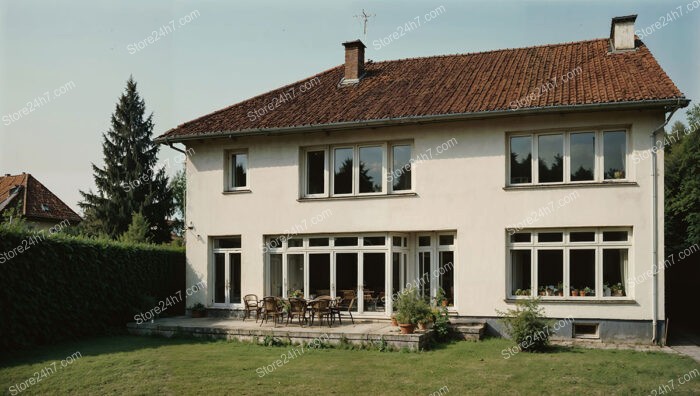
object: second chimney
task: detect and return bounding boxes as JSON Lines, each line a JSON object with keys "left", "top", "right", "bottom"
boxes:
{"left": 342, "top": 40, "right": 366, "bottom": 84}
{"left": 610, "top": 15, "right": 637, "bottom": 52}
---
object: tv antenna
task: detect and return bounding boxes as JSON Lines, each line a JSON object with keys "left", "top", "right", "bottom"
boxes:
{"left": 354, "top": 9, "right": 376, "bottom": 38}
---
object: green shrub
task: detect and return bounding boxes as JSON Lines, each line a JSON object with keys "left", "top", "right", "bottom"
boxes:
{"left": 497, "top": 298, "right": 553, "bottom": 352}
{"left": 432, "top": 306, "right": 451, "bottom": 341}
{"left": 395, "top": 288, "right": 430, "bottom": 325}
{"left": 0, "top": 229, "right": 185, "bottom": 351}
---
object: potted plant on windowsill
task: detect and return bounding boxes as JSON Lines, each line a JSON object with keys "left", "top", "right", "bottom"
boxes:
{"left": 603, "top": 283, "right": 612, "bottom": 297}
{"left": 190, "top": 302, "right": 207, "bottom": 318}
{"left": 288, "top": 289, "right": 304, "bottom": 298}
{"left": 555, "top": 282, "right": 564, "bottom": 296}
{"left": 570, "top": 288, "right": 579, "bottom": 297}
{"left": 611, "top": 283, "right": 625, "bottom": 297}
{"left": 583, "top": 287, "right": 594, "bottom": 296}
{"left": 538, "top": 286, "right": 547, "bottom": 296}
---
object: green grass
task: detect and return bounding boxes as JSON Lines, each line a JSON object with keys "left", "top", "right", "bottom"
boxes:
{"left": 1, "top": 335, "right": 699, "bottom": 395}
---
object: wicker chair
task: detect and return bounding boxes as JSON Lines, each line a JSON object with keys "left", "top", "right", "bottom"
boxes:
{"left": 308, "top": 298, "right": 332, "bottom": 327}
{"left": 286, "top": 298, "right": 307, "bottom": 326}
{"left": 243, "top": 294, "right": 260, "bottom": 321}
{"left": 331, "top": 297, "right": 355, "bottom": 325}
{"left": 259, "top": 296, "right": 283, "bottom": 327}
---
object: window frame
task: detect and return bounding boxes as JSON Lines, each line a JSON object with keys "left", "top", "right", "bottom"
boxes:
{"left": 507, "top": 228, "right": 633, "bottom": 301}
{"left": 303, "top": 147, "right": 329, "bottom": 198}
{"left": 507, "top": 128, "right": 630, "bottom": 186}
{"left": 301, "top": 141, "right": 413, "bottom": 199}
{"left": 389, "top": 142, "right": 415, "bottom": 193}
{"left": 226, "top": 149, "right": 249, "bottom": 191}
{"left": 211, "top": 236, "right": 244, "bottom": 308}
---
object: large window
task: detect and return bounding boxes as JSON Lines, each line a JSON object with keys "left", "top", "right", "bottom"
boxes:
{"left": 263, "top": 232, "right": 455, "bottom": 314}
{"left": 508, "top": 129, "right": 628, "bottom": 185}
{"left": 302, "top": 142, "right": 412, "bottom": 198}
{"left": 228, "top": 151, "right": 248, "bottom": 190}
{"left": 507, "top": 229, "right": 631, "bottom": 300}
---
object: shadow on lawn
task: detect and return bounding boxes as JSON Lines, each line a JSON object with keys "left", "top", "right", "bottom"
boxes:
{"left": 0, "top": 331, "right": 218, "bottom": 369}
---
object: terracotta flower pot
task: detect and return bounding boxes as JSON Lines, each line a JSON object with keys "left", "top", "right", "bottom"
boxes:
{"left": 571, "top": 290, "right": 578, "bottom": 296}
{"left": 391, "top": 317, "right": 398, "bottom": 326}
{"left": 613, "top": 290, "right": 624, "bottom": 297}
{"left": 399, "top": 324, "right": 415, "bottom": 334}
{"left": 578, "top": 290, "right": 587, "bottom": 297}
{"left": 192, "top": 310, "right": 206, "bottom": 318}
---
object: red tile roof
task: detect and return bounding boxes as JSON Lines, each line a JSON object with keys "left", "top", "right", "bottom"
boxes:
{"left": 157, "top": 38, "right": 687, "bottom": 142}
{"left": 0, "top": 173, "right": 82, "bottom": 224}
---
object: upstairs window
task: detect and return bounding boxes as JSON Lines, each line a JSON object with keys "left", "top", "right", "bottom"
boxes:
{"left": 302, "top": 142, "right": 412, "bottom": 198}
{"left": 305, "top": 150, "right": 326, "bottom": 196}
{"left": 508, "top": 129, "right": 628, "bottom": 186}
{"left": 227, "top": 150, "right": 248, "bottom": 191}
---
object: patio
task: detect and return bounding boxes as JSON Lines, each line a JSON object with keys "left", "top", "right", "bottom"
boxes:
{"left": 127, "top": 316, "right": 433, "bottom": 350}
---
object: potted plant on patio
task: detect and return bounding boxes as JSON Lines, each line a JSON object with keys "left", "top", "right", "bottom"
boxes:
{"left": 390, "top": 313, "right": 398, "bottom": 326}
{"left": 395, "top": 288, "right": 428, "bottom": 334}
{"left": 288, "top": 289, "right": 304, "bottom": 298}
{"left": 190, "top": 302, "right": 207, "bottom": 318}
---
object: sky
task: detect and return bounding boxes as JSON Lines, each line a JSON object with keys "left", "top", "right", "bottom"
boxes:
{"left": 1, "top": 0, "right": 698, "bottom": 214}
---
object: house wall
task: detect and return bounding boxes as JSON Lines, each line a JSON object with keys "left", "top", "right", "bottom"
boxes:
{"left": 182, "top": 108, "right": 666, "bottom": 337}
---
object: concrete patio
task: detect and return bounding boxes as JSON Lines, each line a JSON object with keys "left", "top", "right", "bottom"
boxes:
{"left": 127, "top": 316, "right": 434, "bottom": 350}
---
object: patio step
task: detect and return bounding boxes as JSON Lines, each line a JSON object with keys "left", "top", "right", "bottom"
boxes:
{"left": 450, "top": 322, "right": 486, "bottom": 341}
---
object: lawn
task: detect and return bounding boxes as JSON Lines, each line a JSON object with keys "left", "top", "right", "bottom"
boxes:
{"left": 1, "top": 335, "right": 699, "bottom": 395}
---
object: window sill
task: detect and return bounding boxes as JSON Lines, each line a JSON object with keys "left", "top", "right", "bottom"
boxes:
{"left": 505, "top": 297, "right": 636, "bottom": 304}
{"left": 298, "top": 192, "right": 417, "bottom": 202}
{"left": 222, "top": 189, "right": 252, "bottom": 195}
{"left": 504, "top": 181, "right": 638, "bottom": 191}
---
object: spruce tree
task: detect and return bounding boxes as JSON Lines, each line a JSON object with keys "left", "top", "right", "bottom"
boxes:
{"left": 79, "top": 77, "right": 173, "bottom": 243}
{"left": 119, "top": 212, "right": 152, "bottom": 244}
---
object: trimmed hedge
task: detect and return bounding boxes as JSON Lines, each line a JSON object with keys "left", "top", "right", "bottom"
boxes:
{"left": 0, "top": 229, "right": 185, "bottom": 351}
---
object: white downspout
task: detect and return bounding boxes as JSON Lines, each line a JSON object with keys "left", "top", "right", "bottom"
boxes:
{"left": 651, "top": 105, "right": 680, "bottom": 344}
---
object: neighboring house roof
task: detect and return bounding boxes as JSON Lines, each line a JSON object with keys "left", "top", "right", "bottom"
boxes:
{"left": 0, "top": 173, "right": 82, "bottom": 224}
{"left": 156, "top": 37, "right": 687, "bottom": 142}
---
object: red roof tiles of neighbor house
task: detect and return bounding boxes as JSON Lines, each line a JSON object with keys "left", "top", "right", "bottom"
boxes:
{"left": 0, "top": 173, "right": 82, "bottom": 224}
{"left": 157, "top": 37, "right": 686, "bottom": 142}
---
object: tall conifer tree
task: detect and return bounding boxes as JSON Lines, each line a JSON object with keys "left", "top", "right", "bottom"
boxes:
{"left": 79, "top": 77, "right": 173, "bottom": 243}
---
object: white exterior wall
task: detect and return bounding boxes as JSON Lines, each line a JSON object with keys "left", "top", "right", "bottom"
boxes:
{"left": 183, "top": 109, "right": 665, "bottom": 321}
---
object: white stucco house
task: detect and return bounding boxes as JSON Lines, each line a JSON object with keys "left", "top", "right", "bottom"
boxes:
{"left": 155, "top": 15, "right": 689, "bottom": 343}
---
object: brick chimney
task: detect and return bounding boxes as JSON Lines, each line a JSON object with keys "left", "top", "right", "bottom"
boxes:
{"left": 341, "top": 40, "right": 366, "bottom": 84}
{"left": 610, "top": 15, "right": 637, "bottom": 52}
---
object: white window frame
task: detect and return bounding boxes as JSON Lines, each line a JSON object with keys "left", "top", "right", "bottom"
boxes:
{"left": 356, "top": 143, "right": 387, "bottom": 195}
{"left": 331, "top": 145, "right": 355, "bottom": 197}
{"left": 211, "top": 237, "right": 243, "bottom": 308}
{"left": 302, "top": 147, "right": 329, "bottom": 198}
{"left": 507, "top": 228, "right": 632, "bottom": 301}
{"left": 226, "top": 150, "right": 249, "bottom": 191}
{"left": 389, "top": 142, "right": 415, "bottom": 193}
{"left": 507, "top": 128, "right": 630, "bottom": 186}
{"left": 301, "top": 141, "right": 413, "bottom": 198}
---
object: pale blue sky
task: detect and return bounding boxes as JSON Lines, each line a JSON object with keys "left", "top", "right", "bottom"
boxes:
{"left": 1, "top": 0, "right": 697, "bottom": 213}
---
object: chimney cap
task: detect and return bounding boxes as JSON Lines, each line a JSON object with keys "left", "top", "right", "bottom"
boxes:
{"left": 342, "top": 40, "right": 366, "bottom": 49}
{"left": 611, "top": 14, "right": 637, "bottom": 23}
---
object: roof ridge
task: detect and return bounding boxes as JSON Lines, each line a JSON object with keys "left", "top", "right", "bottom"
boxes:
{"left": 369, "top": 38, "right": 609, "bottom": 64}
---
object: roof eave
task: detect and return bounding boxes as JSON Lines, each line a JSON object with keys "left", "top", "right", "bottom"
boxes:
{"left": 154, "top": 98, "right": 690, "bottom": 144}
